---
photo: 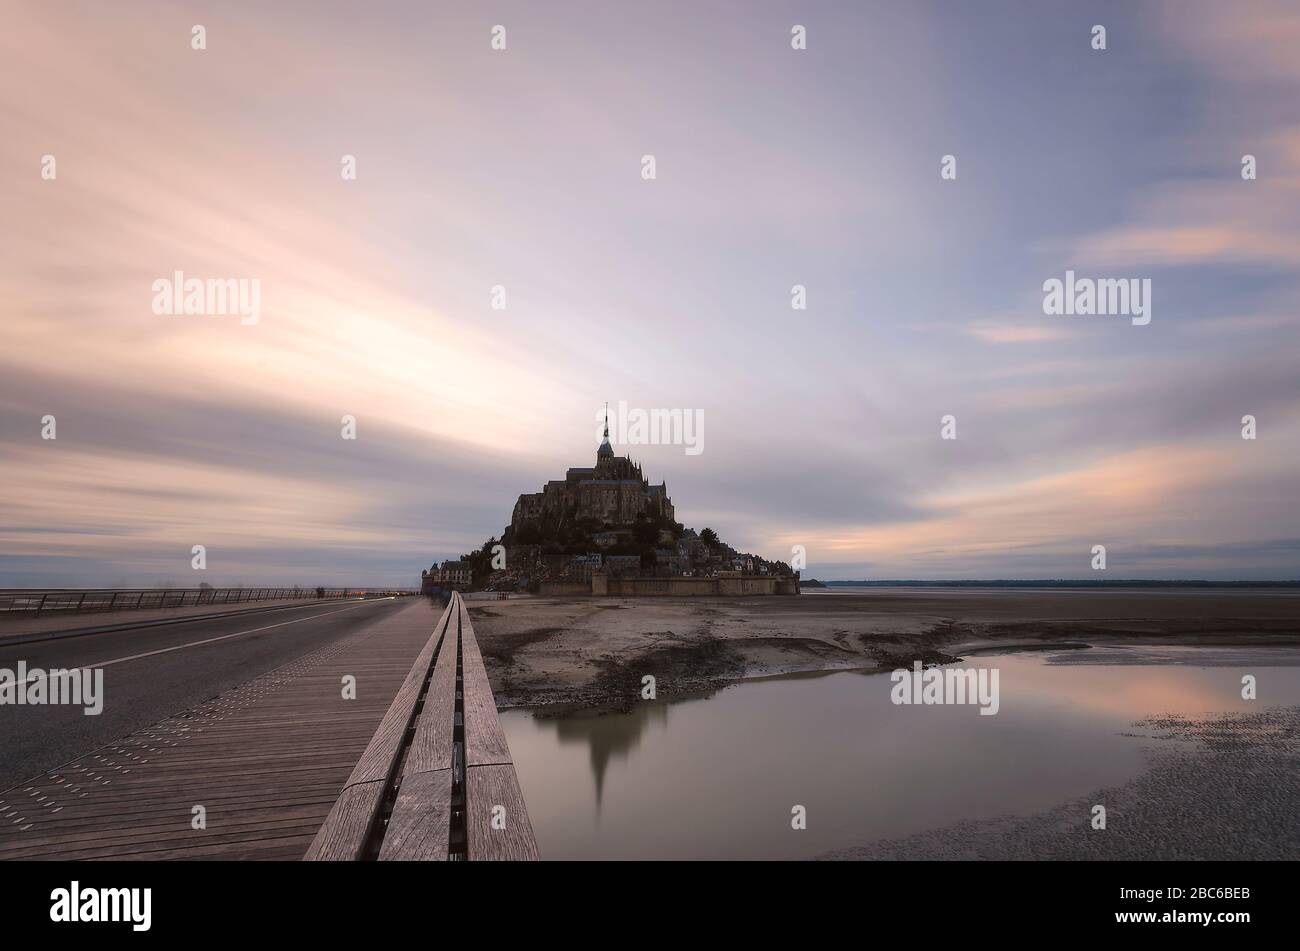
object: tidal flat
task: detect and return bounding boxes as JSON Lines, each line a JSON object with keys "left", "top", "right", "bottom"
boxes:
{"left": 470, "top": 590, "right": 1300, "bottom": 859}
{"left": 469, "top": 587, "right": 1300, "bottom": 711}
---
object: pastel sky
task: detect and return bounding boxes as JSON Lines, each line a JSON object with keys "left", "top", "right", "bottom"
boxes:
{"left": 2, "top": 0, "right": 1298, "bottom": 585}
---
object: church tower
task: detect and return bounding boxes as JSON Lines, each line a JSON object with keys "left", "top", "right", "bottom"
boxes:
{"left": 595, "top": 400, "right": 619, "bottom": 478}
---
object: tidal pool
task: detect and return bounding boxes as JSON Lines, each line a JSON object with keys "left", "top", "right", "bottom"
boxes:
{"left": 501, "top": 647, "right": 1300, "bottom": 859}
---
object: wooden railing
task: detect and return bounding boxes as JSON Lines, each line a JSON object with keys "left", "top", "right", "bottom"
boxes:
{"left": 305, "top": 592, "right": 538, "bottom": 861}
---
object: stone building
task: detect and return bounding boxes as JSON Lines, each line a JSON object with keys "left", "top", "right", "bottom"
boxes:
{"left": 420, "top": 559, "right": 472, "bottom": 592}
{"left": 571, "top": 553, "right": 603, "bottom": 581}
{"left": 604, "top": 554, "right": 643, "bottom": 578}
{"left": 509, "top": 410, "right": 674, "bottom": 536}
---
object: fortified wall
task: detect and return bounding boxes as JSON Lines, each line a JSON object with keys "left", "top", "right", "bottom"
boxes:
{"left": 540, "top": 572, "right": 800, "bottom": 597}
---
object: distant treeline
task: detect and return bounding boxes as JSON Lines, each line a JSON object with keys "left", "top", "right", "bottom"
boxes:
{"left": 813, "top": 579, "right": 1300, "bottom": 588}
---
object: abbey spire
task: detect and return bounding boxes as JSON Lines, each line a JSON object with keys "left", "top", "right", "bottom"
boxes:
{"left": 597, "top": 400, "right": 614, "bottom": 459}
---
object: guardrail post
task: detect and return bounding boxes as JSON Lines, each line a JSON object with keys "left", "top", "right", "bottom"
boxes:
{"left": 34, "top": 593, "right": 48, "bottom": 617}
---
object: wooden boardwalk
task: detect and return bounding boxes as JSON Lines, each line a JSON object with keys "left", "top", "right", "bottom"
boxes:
{"left": 306, "top": 593, "right": 538, "bottom": 860}
{"left": 0, "top": 598, "right": 443, "bottom": 860}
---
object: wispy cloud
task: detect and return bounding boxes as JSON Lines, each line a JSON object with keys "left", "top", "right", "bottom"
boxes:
{"left": 2, "top": 0, "right": 1298, "bottom": 583}
{"left": 965, "top": 322, "right": 1078, "bottom": 344}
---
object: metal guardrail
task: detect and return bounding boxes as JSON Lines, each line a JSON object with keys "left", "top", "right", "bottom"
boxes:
{"left": 0, "top": 587, "right": 419, "bottom": 618}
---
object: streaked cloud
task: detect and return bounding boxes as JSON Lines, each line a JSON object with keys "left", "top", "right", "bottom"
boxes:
{"left": 2, "top": 0, "right": 1298, "bottom": 584}
{"left": 964, "top": 322, "right": 1078, "bottom": 344}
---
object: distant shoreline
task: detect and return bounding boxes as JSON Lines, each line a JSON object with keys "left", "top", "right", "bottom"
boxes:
{"left": 805, "top": 579, "right": 1300, "bottom": 589}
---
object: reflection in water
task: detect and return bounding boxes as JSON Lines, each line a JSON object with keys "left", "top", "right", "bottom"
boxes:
{"left": 501, "top": 648, "right": 1300, "bottom": 859}
{"left": 544, "top": 703, "right": 671, "bottom": 812}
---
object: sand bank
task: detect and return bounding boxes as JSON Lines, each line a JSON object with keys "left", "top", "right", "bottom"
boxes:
{"left": 468, "top": 588, "right": 1300, "bottom": 710}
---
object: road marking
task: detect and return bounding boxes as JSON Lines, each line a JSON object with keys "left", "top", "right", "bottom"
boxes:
{"left": 11, "top": 598, "right": 393, "bottom": 680}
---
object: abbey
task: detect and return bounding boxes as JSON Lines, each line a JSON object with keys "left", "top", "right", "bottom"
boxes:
{"left": 510, "top": 408, "right": 674, "bottom": 535}
{"left": 424, "top": 410, "right": 798, "bottom": 595}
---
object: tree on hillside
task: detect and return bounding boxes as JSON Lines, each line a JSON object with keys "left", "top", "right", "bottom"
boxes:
{"left": 632, "top": 517, "right": 659, "bottom": 546}
{"left": 699, "top": 527, "right": 720, "bottom": 547}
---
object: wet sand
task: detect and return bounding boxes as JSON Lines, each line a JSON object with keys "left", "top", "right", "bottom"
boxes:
{"left": 819, "top": 705, "right": 1300, "bottom": 860}
{"left": 468, "top": 588, "right": 1300, "bottom": 711}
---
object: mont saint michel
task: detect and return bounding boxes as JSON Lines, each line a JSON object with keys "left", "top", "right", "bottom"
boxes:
{"left": 422, "top": 411, "right": 797, "bottom": 596}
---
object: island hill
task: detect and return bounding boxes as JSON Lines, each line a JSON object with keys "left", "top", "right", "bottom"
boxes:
{"left": 422, "top": 418, "right": 800, "bottom": 596}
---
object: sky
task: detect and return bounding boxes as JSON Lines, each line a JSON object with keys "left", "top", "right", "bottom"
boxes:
{"left": 2, "top": 0, "right": 1299, "bottom": 585}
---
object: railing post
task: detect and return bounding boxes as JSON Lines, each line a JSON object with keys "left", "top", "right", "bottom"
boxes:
{"left": 74, "top": 592, "right": 87, "bottom": 614}
{"left": 34, "top": 593, "right": 48, "bottom": 617}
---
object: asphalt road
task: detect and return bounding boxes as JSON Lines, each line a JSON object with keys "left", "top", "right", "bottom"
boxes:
{"left": 0, "top": 597, "right": 408, "bottom": 793}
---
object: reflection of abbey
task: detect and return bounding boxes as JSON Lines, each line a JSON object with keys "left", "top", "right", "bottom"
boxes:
{"left": 510, "top": 411, "right": 674, "bottom": 534}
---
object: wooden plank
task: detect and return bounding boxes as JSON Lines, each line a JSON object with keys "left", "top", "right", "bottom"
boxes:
{"left": 0, "top": 593, "right": 538, "bottom": 862}
{"left": 377, "top": 769, "right": 452, "bottom": 861}
{"left": 341, "top": 600, "right": 455, "bottom": 787}
{"left": 403, "top": 612, "right": 460, "bottom": 775}
{"left": 300, "top": 780, "right": 385, "bottom": 861}
{"left": 0, "top": 598, "right": 442, "bottom": 861}
{"left": 458, "top": 598, "right": 513, "bottom": 767}
{"left": 302, "top": 601, "right": 455, "bottom": 860}
{"left": 465, "top": 764, "right": 539, "bottom": 861}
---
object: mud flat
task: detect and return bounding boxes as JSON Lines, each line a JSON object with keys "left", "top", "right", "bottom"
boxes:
{"left": 818, "top": 705, "right": 1300, "bottom": 860}
{"left": 468, "top": 588, "right": 1300, "bottom": 711}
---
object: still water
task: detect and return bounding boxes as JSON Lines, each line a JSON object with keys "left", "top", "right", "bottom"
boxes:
{"left": 501, "top": 647, "right": 1300, "bottom": 859}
